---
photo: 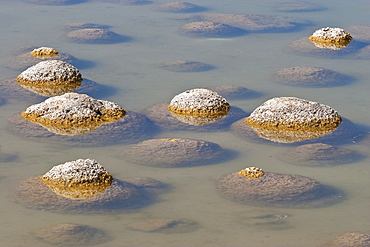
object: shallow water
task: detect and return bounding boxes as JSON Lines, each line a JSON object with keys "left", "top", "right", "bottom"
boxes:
{"left": 0, "top": 0, "right": 369, "bottom": 246}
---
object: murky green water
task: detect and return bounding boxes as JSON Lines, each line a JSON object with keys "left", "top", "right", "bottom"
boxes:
{"left": 0, "top": 0, "right": 369, "bottom": 246}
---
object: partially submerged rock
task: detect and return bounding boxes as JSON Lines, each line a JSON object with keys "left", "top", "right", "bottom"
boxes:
{"left": 158, "top": 60, "right": 213, "bottom": 72}
{"left": 272, "top": 67, "right": 349, "bottom": 87}
{"left": 217, "top": 171, "right": 342, "bottom": 208}
{"left": 21, "top": 93, "right": 125, "bottom": 135}
{"left": 168, "top": 88, "right": 230, "bottom": 116}
{"left": 278, "top": 143, "right": 361, "bottom": 167}
{"left": 245, "top": 97, "right": 342, "bottom": 132}
{"left": 155, "top": 1, "right": 205, "bottom": 13}
{"left": 179, "top": 21, "right": 245, "bottom": 38}
{"left": 62, "top": 28, "right": 128, "bottom": 44}
{"left": 129, "top": 219, "right": 198, "bottom": 233}
{"left": 16, "top": 60, "right": 83, "bottom": 97}
{"left": 308, "top": 27, "right": 353, "bottom": 50}
{"left": 41, "top": 159, "right": 113, "bottom": 199}
{"left": 122, "top": 138, "right": 226, "bottom": 168}
{"left": 30, "top": 47, "right": 59, "bottom": 58}
{"left": 324, "top": 232, "right": 370, "bottom": 247}
{"left": 33, "top": 223, "right": 109, "bottom": 246}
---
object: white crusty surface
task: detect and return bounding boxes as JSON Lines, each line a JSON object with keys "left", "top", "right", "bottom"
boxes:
{"left": 17, "top": 60, "right": 81, "bottom": 82}
{"left": 169, "top": 88, "right": 229, "bottom": 112}
{"left": 248, "top": 97, "right": 339, "bottom": 124}
{"left": 23, "top": 92, "right": 124, "bottom": 120}
{"left": 311, "top": 27, "right": 350, "bottom": 39}
{"left": 42, "top": 158, "right": 109, "bottom": 182}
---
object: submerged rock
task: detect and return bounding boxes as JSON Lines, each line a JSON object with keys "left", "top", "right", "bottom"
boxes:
{"left": 245, "top": 97, "right": 342, "bottom": 132}
{"left": 21, "top": 93, "right": 125, "bottom": 135}
{"left": 278, "top": 143, "right": 361, "bottom": 167}
{"left": 192, "top": 13, "right": 308, "bottom": 32}
{"left": 23, "top": 0, "right": 86, "bottom": 5}
{"left": 274, "top": 0, "right": 325, "bottom": 12}
{"left": 106, "top": 0, "right": 152, "bottom": 5}
{"left": 8, "top": 110, "right": 157, "bottom": 146}
{"left": 60, "top": 22, "right": 111, "bottom": 31}
{"left": 308, "top": 27, "right": 353, "bottom": 50}
{"left": 324, "top": 232, "right": 370, "bottom": 247}
{"left": 158, "top": 60, "right": 213, "bottom": 72}
{"left": 34, "top": 223, "right": 109, "bottom": 246}
{"left": 62, "top": 28, "right": 128, "bottom": 44}
{"left": 16, "top": 60, "right": 83, "bottom": 97}
{"left": 122, "top": 138, "right": 226, "bottom": 168}
{"left": 346, "top": 25, "right": 370, "bottom": 43}
{"left": 129, "top": 219, "right": 198, "bottom": 233}
{"left": 179, "top": 21, "right": 245, "bottom": 38}
{"left": 217, "top": 171, "right": 342, "bottom": 208}
{"left": 155, "top": 1, "right": 205, "bottom": 13}
{"left": 206, "top": 85, "right": 261, "bottom": 100}
{"left": 272, "top": 66, "right": 350, "bottom": 87}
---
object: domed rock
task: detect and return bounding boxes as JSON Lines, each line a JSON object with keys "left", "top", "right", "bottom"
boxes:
{"left": 272, "top": 66, "right": 350, "bottom": 87}
{"left": 308, "top": 27, "right": 353, "bottom": 50}
{"left": 60, "top": 22, "right": 110, "bottom": 31}
{"left": 155, "top": 1, "right": 205, "bottom": 13}
{"left": 324, "top": 232, "right": 370, "bottom": 247}
{"left": 129, "top": 219, "right": 198, "bottom": 233}
{"left": 121, "top": 138, "right": 226, "bottom": 168}
{"left": 245, "top": 97, "right": 342, "bottom": 132}
{"left": 179, "top": 21, "right": 245, "bottom": 38}
{"left": 8, "top": 110, "right": 157, "bottom": 146}
{"left": 30, "top": 47, "right": 59, "bottom": 58}
{"left": 142, "top": 103, "right": 247, "bottom": 132}
{"left": 278, "top": 143, "right": 361, "bottom": 167}
{"left": 23, "top": 0, "right": 86, "bottom": 5}
{"left": 158, "top": 60, "right": 213, "bottom": 72}
{"left": 5, "top": 49, "right": 78, "bottom": 71}
{"left": 33, "top": 223, "right": 109, "bottom": 246}
{"left": 62, "top": 28, "right": 128, "bottom": 44}
{"left": 16, "top": 60, "right": 83, "bottom": 95}
{"left": 217, "top": 171, "right": 342, "bottom": 208}
{"left": 206, "top": 85, "right": 261, "bottom": 100}
{"left": 168, "top": 88, "right": 230, "bottom": 116}
{"left": 192, "top": 13, "right": 308, "bottom": 32}
{"left": 274, "top": 0, "right": 325, "bottom": 12}
{"left": 40, "top": 159, "right": 113, "bottom": 199}
{"left": 15, "top": 159, "right": 167, "bottom": 213}
{"left": 106, "top": 0, "right": 152, "bottom": 5}
{"left": 21, "top": 93, "right": 125, "bottom": 135}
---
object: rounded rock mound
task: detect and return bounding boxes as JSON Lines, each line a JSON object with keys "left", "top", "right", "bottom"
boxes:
{"left": 217, "top": 171, "right": 342, "bottom": 208}
{"left": 155, "top": 1, "right": 205, "bottom": 13}
{"left": 324, "top": 232, "right": 370, "bottom": 247}
{"left": 129, "top": 219, "right": 198, "bottom": 233}
{"left": 34, "top": 223, "right": 108, "bottom": 246}
{"left": 179, "top": 21, "right": 245, "bottom": 38}
{"left": 308, "top": 27, "right": 353, "bottom": 50}
{"left": 30, "top": 47, "right": 59, "bottom": 58}
{"left": 62, "top": 28, "right": 128, "bottom": 44}
{"left": 272, "top": 66, "right": 349, "bottom": 87}
{"left": 158, "top": 60, "right": 213, "bottom": 72}
{"left": 21, "top": 92, "right": 125, "bottom": 135}
{"left": 23, "top": 0, "right": 86, "bottom": 5}
{"left": 206, "top": 85, "right": 261, "bottom": 100}
{"left": 16, "top": 60, "right": 82, "bottom": 95}
{"left": 245, "top": 97, "right": 342, "bottom": 131}
{"left": 168, "top": 88, "right": 230, "bottom": 116}
{"left": 121, "top": 138, "right": 226, "bottom": 168}
{"left": 274, "top": 0, "right": 325, "bottom": 12}
{"left": 278, "top": 143, "right": 361, "bottom": 167}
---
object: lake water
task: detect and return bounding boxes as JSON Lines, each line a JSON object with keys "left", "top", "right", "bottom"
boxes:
{"left": 0, "top": 0, "right": 369, "bottom": 246}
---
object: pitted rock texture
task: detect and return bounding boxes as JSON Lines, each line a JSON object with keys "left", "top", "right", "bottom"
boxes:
{"left": 309, "top": 27, "right": 352, "bottom": 44}
{"left": 324, "top": 232, "right": 370, "bottom": 247}
{"left": 30, "top": 47, "right": 59, "bottom": 58}
{"left": 245, "top": 97, "right": 341, "bottom": 131}
{"left": 168, "top": 88, "right": 230, "bottom": 116}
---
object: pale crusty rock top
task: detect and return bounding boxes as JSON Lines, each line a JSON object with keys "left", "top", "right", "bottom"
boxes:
{"left": 30, "top": 47, "right": 59, "bottom": 58}
{"left": 168, "top": 88, "right": 230, "bottom": 115}
{"left": 310, "top": 27, "right": 351, "bottom": 39}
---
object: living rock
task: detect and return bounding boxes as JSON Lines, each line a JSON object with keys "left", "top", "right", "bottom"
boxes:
{"left": 272, "top": 66, "right": 349, "bottom": 87}
{"left": 33, "top": 223, "right": 108, "bottom": 246}
{"left": 23, "top": 0, "right": 86, "bottom": 5}
{"left": 324, "top": 232, "right": 370, "bottom": 247}
{"left": 158, "top": 60, "right": 213, "bottom": 72}
{"left": 129, "top": 219, "right": 198, "bottom": 233}
{"left": 168, "top": 88, "right": 230, "bottom": 116}
{"left": 62, "top": 28, "right": 128, "bottom": 44}
{"left": 21, "top": 93, "right": 125, "bottom": 135}
{"left": 179, "top": 21, "right": 245, "bottom": 38}
{"left": 238, "top": 167, "right": 264, "bottom": 178}
{"left": 346, "top": 25, "right": 370, "bottom": 43}
{"left": 206, "top": 85, "right": 261, "bottom": 100}
{"left": 155, "top": 1, "right": 205, "bottom": 13}
{"left": 30, "top": 47, "right": 59, "bottom": 58}
{"left": 278, "top": 143, "right": 361, "bottom": 167}
{"left": 217, "top": 171, "right": 342, "bottom": 208}
{"left": 121, "top": 138, "right": 226, "bottom": 167}
{"left": 308, "top": 27, "right": 353, "bottom": 50}
{"left": 274, "top": 0, "right": 325, "bottom": 12}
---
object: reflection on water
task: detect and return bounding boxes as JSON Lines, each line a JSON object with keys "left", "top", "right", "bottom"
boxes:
{"left": 0, "top": 0, "right": 369, "bottom": 246}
